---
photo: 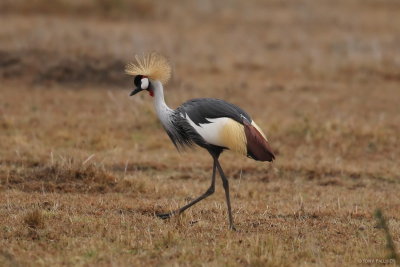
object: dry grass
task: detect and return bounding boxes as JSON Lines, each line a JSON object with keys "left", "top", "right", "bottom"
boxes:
{"left": 375, "top": 209, "right": 399, "bottom": 263}
{"left": 1, "top": 0, "right": 400, "bottom": 266}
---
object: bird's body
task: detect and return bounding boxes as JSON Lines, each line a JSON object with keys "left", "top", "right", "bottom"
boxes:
{"left": 126, "top": 53, "right": 275, "bottom": 230}
{"left": 153, "top": 84, "right": 274, "bottom": 162}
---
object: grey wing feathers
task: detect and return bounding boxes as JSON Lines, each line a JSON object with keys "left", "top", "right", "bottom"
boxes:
{"left": 163, "top": 115, "right": 196, "bottom": 150}
{"left": 165, "top": 110, "right": 208, "bottom": 151}
{"left": 177, "top": 98, "right": 252, "bottom": 126}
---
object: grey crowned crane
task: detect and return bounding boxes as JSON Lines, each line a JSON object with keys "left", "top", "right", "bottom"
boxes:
{"left": 126, "top": 53, "right": 275, "bottom": 230}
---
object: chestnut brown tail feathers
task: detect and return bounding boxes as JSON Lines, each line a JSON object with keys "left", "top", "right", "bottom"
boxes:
{"left": 243, "top": 120, "right": 275, "bottom": 162}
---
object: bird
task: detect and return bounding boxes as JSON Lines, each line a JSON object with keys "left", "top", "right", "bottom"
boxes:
{"left": 125, "top": 53, "right": 275, "bottom": 230}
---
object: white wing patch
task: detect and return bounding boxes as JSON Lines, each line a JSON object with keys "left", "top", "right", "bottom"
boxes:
{"left": 185, "top": 115, "right": 247, "bottom": 154}
{"left": 185, "top": 116, "right": 227, "bottom": 147}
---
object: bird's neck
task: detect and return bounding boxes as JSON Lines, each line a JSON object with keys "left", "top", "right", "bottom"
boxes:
{"left": 152, "top": 81, "right": 173, "bottom": 126}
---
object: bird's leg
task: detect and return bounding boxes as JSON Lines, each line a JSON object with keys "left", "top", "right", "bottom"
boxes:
{"left": 215, "top": 160, "right": 236, "bottom": 231}
{"left": 156, "top": 158, "right": 217, "bottom": 220}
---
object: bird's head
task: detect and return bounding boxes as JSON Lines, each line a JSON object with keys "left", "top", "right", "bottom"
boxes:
{"left": 130, "top": 75, "right": 153, "bottom": 96}
{"left": 125, "top": 53, "right": 171, "bottom": 97}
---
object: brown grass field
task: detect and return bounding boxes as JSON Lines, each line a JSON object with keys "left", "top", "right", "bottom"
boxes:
{"left": 1, "top": 0, "right": 400, "bottom": 266}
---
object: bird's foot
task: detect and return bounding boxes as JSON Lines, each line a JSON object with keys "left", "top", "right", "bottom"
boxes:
{"left": 229, "top": 224, "right": 237, "bottom": 231}
{"left": 156, "top": 212, "right": 174, "bottom": 220}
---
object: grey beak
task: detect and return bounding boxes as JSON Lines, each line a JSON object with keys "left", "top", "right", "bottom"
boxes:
{"left": 129, "top": 88, "right": 142, "bottom": 96}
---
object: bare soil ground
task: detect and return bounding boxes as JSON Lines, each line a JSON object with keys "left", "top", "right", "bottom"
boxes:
{"left": 1, "top": 0, "right": 400, "bottom": 266}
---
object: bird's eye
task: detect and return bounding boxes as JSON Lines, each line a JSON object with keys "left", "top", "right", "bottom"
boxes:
{"left": 141, "top": 78, "right": 149, "bottom": 90}
{"left": 133, "top": 75, "right": 143, "bottom": 87}
{"left": 134, "top": 75, "right": 143, "bottom": 87}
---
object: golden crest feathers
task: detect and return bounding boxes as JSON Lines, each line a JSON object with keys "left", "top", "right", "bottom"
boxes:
{"left": 125, "top": 53, "right": 171, "bottom": 84}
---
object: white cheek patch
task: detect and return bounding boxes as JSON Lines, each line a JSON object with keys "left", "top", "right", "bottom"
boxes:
{"left": 141, "top": 78, "right": 149, "bottom": 89}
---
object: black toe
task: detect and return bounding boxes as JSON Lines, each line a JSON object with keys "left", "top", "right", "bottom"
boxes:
{"left": 156, "top": 213, "right": 172, "bottom": 220}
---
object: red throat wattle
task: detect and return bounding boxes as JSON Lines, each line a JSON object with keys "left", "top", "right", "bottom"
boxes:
{"left": 149, "top": 89, "right": 154, "bottom": 97}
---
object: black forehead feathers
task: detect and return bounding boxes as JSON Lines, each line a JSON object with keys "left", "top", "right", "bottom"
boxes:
{"left": 134, "top": 75, "right": 143, "bottom": 87}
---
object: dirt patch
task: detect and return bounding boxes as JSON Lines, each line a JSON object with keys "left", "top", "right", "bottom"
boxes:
{"left": 0, "top": 50, "right": 129, "bottom": 87}
{"left": 0, "top": 0, "right": 156, "bottom": 20}
{"left": 0, "top": 160, "right": 119, "bottom": 193}
{"left": 109, "top": 162, "right": 167, "bottom": 172}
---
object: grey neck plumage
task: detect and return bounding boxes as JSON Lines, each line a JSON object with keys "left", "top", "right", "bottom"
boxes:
{"left": 152, "top": 80, "right": 174, "bottom": 130}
